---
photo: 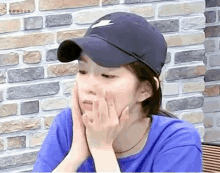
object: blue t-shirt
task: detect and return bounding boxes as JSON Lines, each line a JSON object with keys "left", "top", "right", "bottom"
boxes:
{"left": 32, "top": 107, "right": 202, "bottom": 172}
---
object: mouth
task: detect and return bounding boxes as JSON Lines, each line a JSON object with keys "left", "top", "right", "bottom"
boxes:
{"left": 82, "top": 102, "right": 93, "bottom": 111}
{"left": 83, "top": 100, "right": 93, "bottom": 104}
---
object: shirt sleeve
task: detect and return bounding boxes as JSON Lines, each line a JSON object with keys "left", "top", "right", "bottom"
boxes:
{"left": 32, "top": 110, "right": 71, "bottom": 172}
{"left": 152, "top": 145, "right": 203, "bottom": 172}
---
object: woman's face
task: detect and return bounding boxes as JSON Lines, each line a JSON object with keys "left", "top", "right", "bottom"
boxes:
{"left": 76, "top": 52, "right": 152, "bottom": 123}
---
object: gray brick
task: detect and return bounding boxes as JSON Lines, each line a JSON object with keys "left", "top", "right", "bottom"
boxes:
{"left": 209, "top": 55, "right": 220, "bottom": 67}
{"left": 149, "top": 19, "right": 179, "bottom": 33}
{"left": 19, "top": 169, "right": 32, "bottom": 173}
{"left": 204, "top": 69, "right": 220, "bottom": 82}
{"left": 179, "top": 66, "right": 206, "bottom": 79}
{"left": 165, "top": 52, "right": 171, "bottom": 64}
{"left": 216, "top": 112, "right": 220, "bottom": 127}
{"left": 166, "top": 96, "right": 204, "bottom": 112}
{"left": 103, "top": 0, "right": 119, "bottom": 6}
{"left": 7, "top": 82, "right": 59, "bottom": 100}
{"left": 205, "top": 25, "right": 220, "bottom": 37}
{"left": 204, "top": 11, "right": 216, "bottom": 23}
{"left": 204, "top": 131, "right": 220, "bottom": 142}
{"left": 165, "top": 68, "right": 179, "bottom": 81}
{"left": 0, "top": 70, "right": 6, "bottom": 84}
{"left": 46, "top": 49, "right": 58, "bottom": 61}
{"left": 175, "top": 49, "right": 205, "bottom": 64}
{"left": 24, "top": 16, "right": 43, "bottom": 30}
{"left": 204, "top": 40, "right": 215, "bottom": 53}
{"left": 187, "top": 97, "right": 204, "bottom": 109}
{"left": 0, "top": 90, "right": 3, "bottom": 102}
{"left": 125, "top": 0, "right": 175, "bottom": 3}
{"left": 206, "top": 0, "right": 218, "bottom": 7}
{"left": 0, "top": 151, "right": 38, "bottom": 170}
{"left": 21, "top": 100, "right": 39, "bottom": 115}
{"left": 219, "top": 10, "right": 220, "bottom": 21}
{"left": 166, "top": 65, "right": 206, "bottom": 81}
{"left": 203, "top": 55, "right": 207, "bottom": 65}
{"left": 204, "top": 116, "right": 213, "bottom": 128}
{"left": 46, "top": 14, "right": 72, "bottom": 27}
{"left": 203, "top": 97, "right": 220, "bottom": 113}
{"left": 8, "top": 67, "right": 44, "bottom": 83}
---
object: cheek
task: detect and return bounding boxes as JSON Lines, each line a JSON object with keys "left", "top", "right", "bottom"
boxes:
{"left": 113, "top": 93, "right": 131, "bottom": 116}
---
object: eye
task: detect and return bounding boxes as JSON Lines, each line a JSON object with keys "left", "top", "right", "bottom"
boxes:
{"left": 78, "top": 70, "right": 116, "bottom": 79}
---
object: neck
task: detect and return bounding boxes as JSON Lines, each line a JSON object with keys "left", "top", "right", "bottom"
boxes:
{"left": 112, "top": 117, "right": 150, "bottom": 153}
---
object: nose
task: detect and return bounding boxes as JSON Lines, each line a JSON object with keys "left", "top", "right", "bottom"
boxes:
{"left": 83, "top": 74, "right": 101, "bottom": 96}
{"left": 77, "top": 70, "right": 106, "bottom": 98}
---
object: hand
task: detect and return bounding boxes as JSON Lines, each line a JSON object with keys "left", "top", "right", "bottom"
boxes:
{"left": 81, "top": 90, "right": 130, "bottom": 151}
{"left": 70, "top": 83, "right": 91, "bottom": 158}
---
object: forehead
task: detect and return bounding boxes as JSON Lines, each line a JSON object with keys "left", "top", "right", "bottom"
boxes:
{"left": 78, "top": 53, "right": 122, "bottom": 72}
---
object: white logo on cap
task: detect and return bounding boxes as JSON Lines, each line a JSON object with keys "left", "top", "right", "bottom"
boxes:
{"left": 91, "top": 20, "right": 113, "bottom": 29}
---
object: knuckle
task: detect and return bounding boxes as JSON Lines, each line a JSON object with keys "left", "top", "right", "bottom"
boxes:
{"left": 95, "top": 102, "right": 99, "bottom": 108}
{"left": 112, "top": 120, "right": 119, "bottom": 126}
{"left": 108, "top": 102, "right": 114, "bottom": 107}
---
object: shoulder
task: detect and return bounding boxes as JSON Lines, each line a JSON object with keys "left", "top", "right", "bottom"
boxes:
{"left": 150, "top": 114, "right": 202, "bottom": 152}
{"left": 152, "top": 114, "right": 199, "bottom": 136}
{"left": 54, "top": 107, "right": 73, "bottom": 127}
{"left": 152, "top": 114, "right": 197, "bottom": 132}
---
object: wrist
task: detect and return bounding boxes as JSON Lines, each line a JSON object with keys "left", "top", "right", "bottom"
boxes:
{"left": 90, "top": 146, "right": 114, "bottom": 155}
{"left": 69, "top": 144, "right": 91, "bottom": 159}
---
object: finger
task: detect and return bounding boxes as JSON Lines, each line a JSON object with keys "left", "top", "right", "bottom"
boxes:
{"left": 98, "top": 91, "right": 109, "bottom": 124}
{"left": 86, "top": 112, "right": 94, "bottom": 123}
{"left": 106, "top": 91, "right": 118, "bottom": 122}
{"left": 95, "top": 88, "right": 106, "bottom": 123}
{"left": 93, "top": 98, "right": 100, "bottom": 125}
{"left": 72, "top": 84, "right": 83, "bottom": 115}
{"left": 71, "top": 85, "right": 84, "bottom": 130}
{"left": 71, "top": 85, "right": 82, "bottom": 123}
{"left": 82, "top": 114, "right": 92, "bottom": 128}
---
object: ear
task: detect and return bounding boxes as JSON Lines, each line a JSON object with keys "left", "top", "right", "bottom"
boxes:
{"left": 136, "top": 81, "right": 153, "bottom": 102}
{"left": 153, "top": 77, "right": 159, "bottom": 90}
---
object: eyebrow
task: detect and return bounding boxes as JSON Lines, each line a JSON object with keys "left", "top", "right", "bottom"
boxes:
{"left": 78, "top": 55, "right": 120, "bottom": 72}
{"left": 79, "top": 56, "right": 87, "bottom": 63}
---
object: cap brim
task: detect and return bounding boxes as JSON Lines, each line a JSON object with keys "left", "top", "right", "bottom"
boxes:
{"left": 57, "top": 36, "right": 136, "bottom": 68}
{"left": 57, "top": 40, "right": 82, "bottom": 63}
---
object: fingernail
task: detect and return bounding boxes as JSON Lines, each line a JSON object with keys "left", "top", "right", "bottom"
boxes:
{"left": 126, "top": 106, "right": 129, "bottom": 113}
{"left": 107, "top": 90, "right": 112, "bottom": 97}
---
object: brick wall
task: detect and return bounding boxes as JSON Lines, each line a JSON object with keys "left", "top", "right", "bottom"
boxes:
{"left": 203, "top": 0, "right": 220, "bottom": 143}
{"left": 0, "top": 0, "right": 206, "bottom": 172}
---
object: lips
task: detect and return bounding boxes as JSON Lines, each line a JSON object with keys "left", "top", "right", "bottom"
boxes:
{"left": 82, "top": 102, "right": 93, "bottom": 111}
{"left": 83, "top": 100, "right": 93, "bottom": 104}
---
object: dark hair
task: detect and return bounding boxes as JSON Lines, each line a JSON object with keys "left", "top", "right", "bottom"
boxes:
{"left": 121, "top": 61, "right": 179, "bottom": 120}
{"left": 78, "top": 50, "right": 179, "bottom": 120}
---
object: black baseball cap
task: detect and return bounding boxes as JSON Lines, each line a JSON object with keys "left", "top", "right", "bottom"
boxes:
{"left": 57, "top": 12, "right": 167, "bottom": 76}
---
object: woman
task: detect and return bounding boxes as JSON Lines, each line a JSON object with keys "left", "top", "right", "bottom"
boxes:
{"left": 32, "top": 12, "right": 202, "bottom": 172}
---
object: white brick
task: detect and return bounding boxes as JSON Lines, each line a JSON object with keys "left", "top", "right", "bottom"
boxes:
{"left": 129, "top": 4, "right": 155, "bottom": 17}
{"left": 41, "top": 97, "right": 69, "bottom": 111}
{"left": 74, "top": 7, "right": 128, "bottom": 24}
{"left": 181, "top": 15, "right": 206, "bottom": 30}
{"left": 162, "top": 82, "right": 179, "bottom": 95}
{"left": 182, "top": 81, "right": 205, "bottom": 93}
